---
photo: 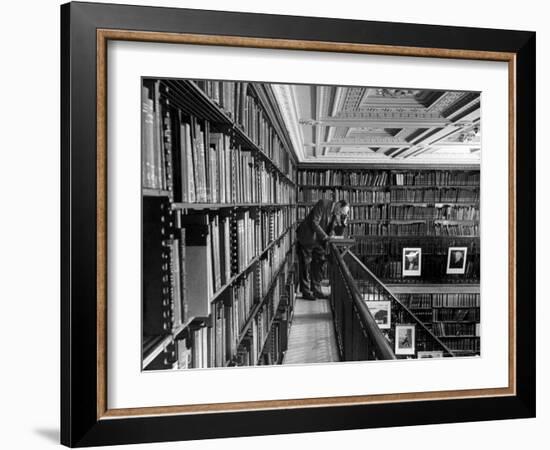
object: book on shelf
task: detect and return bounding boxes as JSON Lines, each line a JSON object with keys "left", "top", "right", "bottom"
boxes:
{"left": 180, "top": 214, "right": 213, "bottom": 317}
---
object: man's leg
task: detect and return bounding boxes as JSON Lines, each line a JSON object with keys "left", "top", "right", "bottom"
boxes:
{"left": 297, "top": 243, "right": 313, "bottom": 297}
{"left": 311, "top": 245, "right": 327, "bottom": 296}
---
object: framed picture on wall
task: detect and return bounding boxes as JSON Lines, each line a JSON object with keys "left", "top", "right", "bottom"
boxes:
{"left": 402, "top": 248, "right": 422, "bottom": 277}
{"left": 365, "top": 300, "right": 392, "bottom": 329}
{"left": 61, "top": 1, "right": 535, "bottom": 447}
{"left": 395, "top": 324, "right": 416, "bottom": 355}
{"left": 447, "top": 247, "right": 468, "bottom": 274}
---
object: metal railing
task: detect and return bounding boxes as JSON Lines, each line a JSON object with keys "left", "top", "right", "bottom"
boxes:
{"left": 328, "top": 242, "right": 396, "bottom": 360}
{"left": 328, "top": 242, "right": 455, "bottom": 360}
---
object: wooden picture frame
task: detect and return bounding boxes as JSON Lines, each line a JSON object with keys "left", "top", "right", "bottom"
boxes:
{"left": 61, "top": 1, "right": 535, "bottom": 447}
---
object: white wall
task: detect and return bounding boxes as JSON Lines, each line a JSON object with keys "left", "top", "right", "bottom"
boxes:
{"left": 0, "top": 0, "right": 546, "bottom": 449}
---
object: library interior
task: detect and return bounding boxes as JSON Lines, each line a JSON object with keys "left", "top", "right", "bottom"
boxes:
{"left": 142, "top": 79, "right": 481, "bottom": 370}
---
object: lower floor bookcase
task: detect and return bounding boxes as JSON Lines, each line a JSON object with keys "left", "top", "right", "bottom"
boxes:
{"left": 389, "top": 284, "right": 481, "bottom": 356}
{"left": 142, "top": 195, "right": 299, "bottom": 370}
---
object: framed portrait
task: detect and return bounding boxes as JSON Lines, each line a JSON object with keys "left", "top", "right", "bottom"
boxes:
{"left": 365, "top": 300, "right": 392, "bottom": 329}
{"left": 395, "top": 324, "right": 416, "bottom": 355}
{"left": 447, "top": 246, "right": 468, "bottom": 274}
{"left": 402, "top": 248, "right": 422, "bottom": 277}
{"left": 61, "top": 1, "right": 535, "bottom": 447}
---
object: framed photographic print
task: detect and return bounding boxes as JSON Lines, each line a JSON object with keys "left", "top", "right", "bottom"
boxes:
{"left": 402, "top": 248, "right": 422, "bottom": 277}
{"left": 61, "top": 1, "right": 535, "bottom": 447}
{"left": 364, "top": 300, "right": 392, "bottom": 329}
{"left": 395, "top": 324, "right": 416, "bottom": 355}
{"left": 447, "top": 246, "right": 468, "bottom": 274}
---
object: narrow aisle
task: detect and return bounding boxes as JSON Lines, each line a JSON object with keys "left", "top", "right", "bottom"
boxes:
{"left": 283, "top": 295, "right": 340, "bottom": 365}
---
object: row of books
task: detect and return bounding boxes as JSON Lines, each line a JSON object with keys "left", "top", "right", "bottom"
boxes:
{"left": 142, "top": 82, "right": 172, "bottom": 191}
{"left": 173, "top": 258, "right": 292, "bottom": 369}
{"left": 398, "top": 294, "right": 433, "bottom": 309}
{"left": 298, "top": 189, "right": 390, "bottom": 204}
{"left": 234, "top": 210, "right": 259, "bottom": 274}
{"left": 433, "top": 308, "right": 480, "bottom": 321}
{"left": 390, "top": 188, "right": 479, "bottom": 203}
{"left": 444, "top": 338, "right": 480, "bottom": 352}
{"left": 397, "top": 293, "right": 481, "bottom": 309}
{"left": 250, "top": 274, "right": 284, "bottom": 364}
{"left": 392, "top": 171, "right": 480, "bottom": 186}
{"left": 352, "top": 238, "right": 479, "bottom": 256}
{"left": 259, "top": 208, "right": 292, "bottom": 249}
{"left": 349, "top": 205, "right": 389, "bottom": 220}
{"left": 433, "top": 223, "right": 479, "bottom": 236}
{"left": 297, "top": 188, "right": 479, "bottom": 204}
{"left": 388, "top": 205, "right": 479, "bottom": 221}
{"left": 143, "top": 81, "right": 295, "bottom": 202}
{"left": 298, "top": 170, "right": 389, "bottom": 186}
{"left": 432, "top": 293, "right": 480, "bottom": 307}
{"left": 194, "top": 80, "right": 245, "bottom": 123}
{"left": 297, "top": 170, "right": 480, "bottom": 187}
{"left": 408, "top": 310, "right": 433, "bottom": 323}
{"left": 348, "top": 222, "right": 480, "bottom": 237}
{"left": 432, "top": 323, "right": 478, "bottom": 337}
{"left": 194, "top": 80, "right": 294, "bottom": 178}
{"left": 259, "top": 234, "right": 292, "bottom": 299}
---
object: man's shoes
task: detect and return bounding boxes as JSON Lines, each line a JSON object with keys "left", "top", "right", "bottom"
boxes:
{"left": 302, "top": 293, "right": 317, "bottom": 301}
{"left": 313, "top": 290, "right": 329, "bottom": 299}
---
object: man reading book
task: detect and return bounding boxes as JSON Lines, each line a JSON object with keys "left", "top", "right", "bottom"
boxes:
{"left": 296, "top": 199, "right": 349, "bottom": 300}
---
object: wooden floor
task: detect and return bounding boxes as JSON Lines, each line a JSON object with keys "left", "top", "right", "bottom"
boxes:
{"left": 283, "top": 292, "right": 340, "bottom": 365}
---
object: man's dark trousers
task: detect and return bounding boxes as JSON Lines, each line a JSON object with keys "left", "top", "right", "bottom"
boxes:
{"left": 297, "top": 242, "right": 327, "bottom": 296}
{"left": 296, "top": 199, "right": 335, "bottom": 297}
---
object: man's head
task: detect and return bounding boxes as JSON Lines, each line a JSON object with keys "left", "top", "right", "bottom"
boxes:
{"left": 333, "top": 200, "right": 350, "bottom": 226}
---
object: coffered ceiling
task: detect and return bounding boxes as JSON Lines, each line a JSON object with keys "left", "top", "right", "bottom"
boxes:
{"left": 271, "top": 84, "right": 481, "bottom": 166}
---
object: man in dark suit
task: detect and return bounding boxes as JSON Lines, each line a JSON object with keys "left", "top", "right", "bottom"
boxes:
{"left": 296, "top": 199, "right": 350, "bottom": 300}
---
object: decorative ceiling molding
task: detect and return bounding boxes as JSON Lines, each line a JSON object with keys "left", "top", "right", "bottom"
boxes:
{"left": 271, "top": 84, "right": 305, "bottom": 161}
{"left": 279, "top": 83, "right": 480, "bottom": 165}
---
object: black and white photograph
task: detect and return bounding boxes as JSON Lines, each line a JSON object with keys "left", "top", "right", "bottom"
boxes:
{"left": 395, "top": 325, "right": 416, "bottom": 355}
{"left": 447, "top": 246, "right": 468, "bottom": 274}
{"left": 364, "top": 300, "right": 392, "bottom": 329}
{"left": 142, "top": 78, "right": 481, "bottom": 371}
{"left": 402, "top": 248, "right": 422, "bottom": 277}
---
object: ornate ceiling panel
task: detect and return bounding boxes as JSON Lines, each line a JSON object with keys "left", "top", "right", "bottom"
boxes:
{"left": 271, "top": 84, "right": 481, "bottom": 165}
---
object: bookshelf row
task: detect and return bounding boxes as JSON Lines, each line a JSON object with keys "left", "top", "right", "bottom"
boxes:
{"left": 396, "top": 292, "right": 480, "bottom": 354}
{"left": 142, "top": 79, "right": 297, "bottom": 202}
{"left": 298, "top": 188, "right": 479, "bottom": 204}
{"left": 142, "top": 77, "right": 298, "bottom": 370}
{"left": 297, "top": 169, "right": 479, "bottom": 187}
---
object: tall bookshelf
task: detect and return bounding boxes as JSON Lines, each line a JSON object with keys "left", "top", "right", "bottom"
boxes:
{"left": 142, "top": 78, "right": 298, "bottom": 370}
{"left": 297, "top": 166, "right": 480, "bottom": 355}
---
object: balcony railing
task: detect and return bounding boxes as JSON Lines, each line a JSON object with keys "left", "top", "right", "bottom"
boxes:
{"left": 328, "top": 241, "right": 455, "bottom": 360}
{"left": 328, "top": 242, "right": 396, "bottom": 360}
